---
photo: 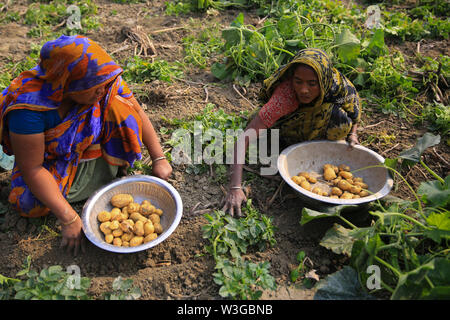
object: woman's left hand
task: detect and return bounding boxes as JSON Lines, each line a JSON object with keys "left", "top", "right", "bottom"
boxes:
{"left": 152, "top": 159, "right": 172, "bottom": 180}
{"left": 347, "top": 133, "right": 359, "bottom": 149}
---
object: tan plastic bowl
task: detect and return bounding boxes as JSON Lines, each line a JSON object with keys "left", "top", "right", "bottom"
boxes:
{"left": 277, "top": 140, "right": 393, "bottom": 208}
{"left": 81, "top": 175, "right": 183, "bottom": 253}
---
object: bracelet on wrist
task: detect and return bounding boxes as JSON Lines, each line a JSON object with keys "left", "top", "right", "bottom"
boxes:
{"left": 61, "top": 214, "right": 79, "bottom": 226}
{"left": 152, "top": 156, "right": 166, "bottom": 163}
{"left": 230, "top": 186, "right": 242, "bottom": 190}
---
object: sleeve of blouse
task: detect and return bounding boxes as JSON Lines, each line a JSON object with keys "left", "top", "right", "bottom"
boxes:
{"left": 7, "top": 109, "right": 45, "bottom": 134}
{"left": 258, "top": 80, "right": 299, "bottom": 128}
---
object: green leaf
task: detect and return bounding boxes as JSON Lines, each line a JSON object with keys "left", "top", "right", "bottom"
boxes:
{"left": 319, "top": 224, "right": 355, "bottom": 256}
{"left": 399, "top": 133, "right": 441, "bottom": 164}
{"left": 426, "top": 211, "right": 450, "bottom": 230}
{"left": 314, "top": 266, "right": 375, "bottom": 300}
{"left": 365, "top": 28, "right": 387, "bottom": 57}
{"left": 290, "top": 269, "right": 299, "bottom": 282}
{"left": 417, "top": 176, "right": 450, "bottom": 208}
{"left": 300, "top": 205, "right": 359, "bottom": 225}
{"left": 391, "top": 259, "right": 443, "bottom": 300}
{"left": 335, "top": 29, "right": 361, "bottom": 63}
{"left": 211, "top": 62, "right": 231, "bottom": 80}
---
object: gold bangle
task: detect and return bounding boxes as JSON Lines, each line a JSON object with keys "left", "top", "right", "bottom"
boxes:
{"left": 152, "top": 156, "right": 166, "bottom": 163}
{"left": 61, "top": 214, "right": 79, "bottom": 226}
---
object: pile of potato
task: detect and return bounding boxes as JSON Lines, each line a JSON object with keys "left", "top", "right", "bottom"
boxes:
{"left": 291, "top": 164, "right": 370, "bottom": 199}
{"left": 97, "top": 193, "right": 164, "bottom": 247}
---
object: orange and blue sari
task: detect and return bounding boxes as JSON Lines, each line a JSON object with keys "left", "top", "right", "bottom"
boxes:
{"left": 0, "top": 35, "right": 143, "bottom": 217}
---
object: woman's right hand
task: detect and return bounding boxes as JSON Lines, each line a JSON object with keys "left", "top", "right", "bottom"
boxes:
{"left": 60, "top": 214, "right": 85, "bottom": 256}
{"left": 221, "top": 188, "right": 247, "bottom": 218}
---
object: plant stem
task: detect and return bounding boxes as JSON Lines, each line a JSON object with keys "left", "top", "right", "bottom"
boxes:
{"left": 374, "top": 256, "right": 402, "bottom": 278}
{"left": 338, "top": 215, "right": 358, "bottom": 229}
{"left": 420, "top": 159, "right": 445, "bottom": 184}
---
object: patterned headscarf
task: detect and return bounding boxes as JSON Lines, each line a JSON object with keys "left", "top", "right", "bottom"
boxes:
{"left": 0, "top": 35, "right": 142, "bottom": 217}
{"left": 261, "top": 48, "right": 360, "bottom": 118}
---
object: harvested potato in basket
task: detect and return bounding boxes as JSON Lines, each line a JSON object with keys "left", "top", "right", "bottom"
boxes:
{"left": 291, "top": 164, "right": 371, "bottom": 199}
{"left": 97, "top": 193, "right": 164, "bottom": 247}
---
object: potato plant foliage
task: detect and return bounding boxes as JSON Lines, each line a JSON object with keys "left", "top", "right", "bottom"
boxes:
{"left": 202, "top": 200, "right": 277, "bottom": 299}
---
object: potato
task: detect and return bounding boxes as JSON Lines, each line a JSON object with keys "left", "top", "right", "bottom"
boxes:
{"left": 339, "top": 171, "right": 353, "bottom": 180}
{"left": 339, "top": 164, "right": 350, "bottom": 172}
{"left": 332, "top": 165, "right": 339, "bottom": 174}
{"left": 130, "top": 236, "right": 144, "bottom": 247}
{"left": 147, "top": 214, "right": 159, "bottom": 225}
{"left": 141, "top": 200, "right": 151, "bottom": 206}
{"left": 121, "top": 232, "right": 133, "bottom": 242}
{"left": 354, "top": 181, "right": 369, "bottom": 189}
{"left": 353, "top": 195, "right": 361, "bottom": 199}
{"left": 323, "top": 164, "right": 333, "bottom": 170}
{"left": 97, "top": 211, "right": 111, "bottom": 223}
{"left": 120, "top": 220, "right": 134, "bottom": 233}
{"left": 340, "top": 192, "right": 354, "bottom": 199}
{"left": 112, "top": 228, "right": 123, "bottom": 237}
{"left": 298, "top": 172, "right": 310, "bottom": 179}
{"left": 113, "top": 238, "right": 122, "bottom": 246}
{"left": 323, "top": 167, "right": 337, "bottom": 180}
{"left": 140, "top": 202, "right": 154, "bottom": 215}
{"left": 359, "top": 190, "right": 370, "bottom": 197}
{"left": 110, "top": 194, "right": 134, "bottom": 208}
{"left": 129, "top": 212, "right": 147, "bottom": 223}
{"left": 144, "top": 221, "right": 155, "bottom": 236}
{"left": 300, "top": 180, "right": 311, "bottom": 191}
{"left": 153, "top": 222, "right": 163, "bottom": 234}
{"left": 338, "top": 180, "right": 352, "bottom": 192}
{"left": 312, "top": 187, "right": 322, "bottom": 195}
{"left": 320, "top": 191, "right": 329, "bottom": 197}
{"left": 105, "top": 234, "right": 114, "bottom": 244}
{"left": 154, "top": 208, "right": 163, "bottom": 216}
{"left": 109, "top": 220, "right": 120, "bottom": 231}
{"left": 127, "top": 202, "right": 140, "bottom": 214}
{"left": 331, "top": 187, "right": 343, "bottom": 196}
{"left": 329, "top": 195, "right": 339, "bottom": 199}
{"left": 332, "top": 177, "right": 342, "bottom": 185}
{"left": 144, "top": 233, "right": 158, "bottom": 243}
{"left": 307, "top": 176, "right": 317, "bottom": 183}
{"left": 110, "top": 208, "right": 122, "bottom": 221}
{"left": 133, "top": 220, "right": 145, "bottom": 236}
{"left": 100, "top": 222, "right": 112, "bottom": 235}
{"left": 353, "top": 177, "right": 363, "bottom": 183}
{"left": 350, "top": 185, "right": 362, "bottom": 194}
{"left": 122, "top": 241, "right": 130, "bottom": 247}
{"left": 291, "top": 176, "right": 303, "bottom": 185}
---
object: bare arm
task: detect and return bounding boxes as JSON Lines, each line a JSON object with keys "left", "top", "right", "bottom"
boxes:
{"left": 9, "top": 132, "right": 84, "bottom": 254}
{"left": 222, "top": 113, "right": 268, "bottom": 217}
{"left": 128, "top": 96, "right": 172, "bottom": 180}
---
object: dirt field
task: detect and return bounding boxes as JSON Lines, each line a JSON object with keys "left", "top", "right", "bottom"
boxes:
{"left": 0, "top": 0, "right": 448, "bottom": 300}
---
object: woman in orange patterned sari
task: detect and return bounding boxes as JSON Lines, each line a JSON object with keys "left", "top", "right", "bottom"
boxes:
{"left": 0, "top": 35, "right": 172, "bottom": 255}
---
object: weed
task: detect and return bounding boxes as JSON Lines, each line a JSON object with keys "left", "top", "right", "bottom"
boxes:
{"left": 202, "top": 200, "right": 277, "bottom": 299}
{"left": 123, "top": 56, "right": 184, "bottom": 84}
{"left": 0, "top": 256, "right": 142, "bottom": 300}
{"left": 161, "top": 103, "right": 249, "bottom": 177}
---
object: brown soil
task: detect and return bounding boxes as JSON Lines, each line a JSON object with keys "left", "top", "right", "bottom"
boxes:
{"left": 0, "top": 0, "right": 448, "bottom": 300}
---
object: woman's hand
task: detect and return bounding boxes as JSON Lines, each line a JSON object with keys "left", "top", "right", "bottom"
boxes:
{"left": 60, "top": 214, "right": 85, "bottom": 256}
{"left": 221, "top": 188, "right": 247, "bottom": 218}
{"left": 152, "top": 159, "right": 172, "bottom": 180}
{"left": 347, "top": 132, "right": 359, "bottom": 149}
